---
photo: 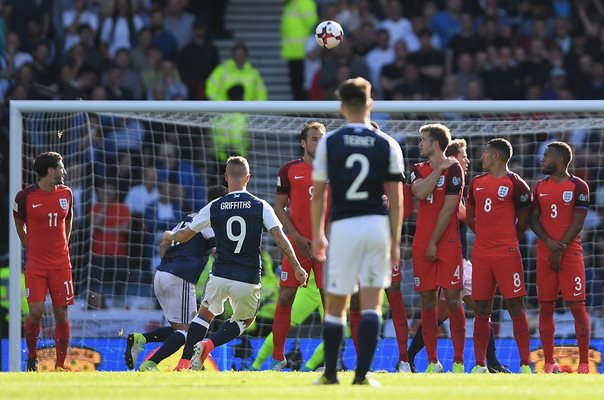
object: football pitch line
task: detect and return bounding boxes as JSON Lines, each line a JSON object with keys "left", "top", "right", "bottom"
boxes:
{"left": 1, "top": 371, "right": 603, "bottom": 400}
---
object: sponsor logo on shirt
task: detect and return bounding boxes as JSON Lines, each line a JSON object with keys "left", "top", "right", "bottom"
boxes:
{"left": 497, "top": 186, "right": 509, "bottom": 198}
{"left": 562, "top": 190, "right": 573, "bottom": 203}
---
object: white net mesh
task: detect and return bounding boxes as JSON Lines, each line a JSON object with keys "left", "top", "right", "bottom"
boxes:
{"left": 15, "top": 106, "right": 604, "bottom": 371}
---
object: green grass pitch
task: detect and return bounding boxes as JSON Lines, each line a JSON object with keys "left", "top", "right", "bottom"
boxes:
{"left": 1, "top": 371, "right": 603, "bottom": 400}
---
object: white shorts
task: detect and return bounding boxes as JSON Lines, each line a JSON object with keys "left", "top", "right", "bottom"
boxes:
{"left": 201, "top": 274, "right": 261, "bottom": 320}
{"left": 325, "top": 215, "right": 391, "bottom": 296}
{"left": 439, "top": 258, "right": 473, "bottom": 300}
{"left": 154, "top": 270, "right": 197, "bottom": 324}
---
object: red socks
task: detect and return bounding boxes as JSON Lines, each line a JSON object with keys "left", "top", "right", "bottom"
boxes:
{"left": 511, "top": 313, "right": 531, "bottom": 366}
{"left": 448, "top": 306, "right": 466, "bottom": 364}
{"left": 271, "top": 304, "right": 292, "bottom": 361}
{"left": 386, "top": 291, "right": 409, "bottom": 362}
{"left": 473, "top": 315, "right": 490, "bottom": 366}
{"left": 55, "top": 321, "right": 70, "bottom": 368}
{"left": 539, "top": 302, "right": 556, "bottom": 364}
{"left": 570, "top": 302, "right": 591, "bottom": 364}
{"left": 421, "top": 309, "right": 438, "bottom": 363}
{"left": 24, "top": 319, "right": 40, "bottom": 360}
{"left": 349, "top": 309, "right": 361, "bottom": 354}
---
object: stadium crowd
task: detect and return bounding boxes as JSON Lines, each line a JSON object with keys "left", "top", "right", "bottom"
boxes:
{"left": 0, "top": 0, "right": 604, "bottom": 338}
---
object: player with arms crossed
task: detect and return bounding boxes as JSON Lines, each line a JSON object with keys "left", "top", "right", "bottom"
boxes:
{"left": 270, "top": 121, "right": 326, "bottom": 370}
{"left": 13, "top": 152, "right": 74, "bottom": 371}
{"left": 467, "top": 138, "right": 532, "bottom": 374}
{"left": 530, "top": 142, "right": 591, "bottom": 374}
{"left": 312, "top": 77, "right": 404, "bottom": 386}
{"left": 410, "top": 124, "right": 466, "bottom": 373}
{"left": 165, "top": 156, "right": 308, "bottom": 370}
{"left": 126, "top": 185, "right": 228, "bottom": 371}
{"left": 407, "top": 139, "right": 510, "bottom": 373}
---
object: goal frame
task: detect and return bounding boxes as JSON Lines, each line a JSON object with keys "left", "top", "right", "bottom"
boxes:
{"left": 8, "top": 99, "right": 604, "bottom": 372}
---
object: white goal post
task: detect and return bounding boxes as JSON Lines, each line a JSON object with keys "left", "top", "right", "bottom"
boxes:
{"left": 8, "top": 99, "right": 604, "bottom": 372}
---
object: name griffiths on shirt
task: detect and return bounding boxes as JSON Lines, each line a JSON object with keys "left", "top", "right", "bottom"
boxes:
{"left": 221, "top": 201, "right": 252, "bottom": 210}
{"left": 344, "top": 135, "right": 375, "bottom": 147}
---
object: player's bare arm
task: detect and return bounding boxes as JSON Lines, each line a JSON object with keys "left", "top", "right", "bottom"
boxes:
{"left": 515, "top": 207, "right": 531, "bottom": 242}
{"left": 529, "top": 206, "right": 566, "bottom": 255}
{"left": 159, "top": 236, "right": 172, "bottom": 258}
{"left": 458, "top": 201, "right": 466, "bottom": 223}
{"left": 271, "top": 226, "right": 308, "bottom": 285}
{"left": 466, "top": 201, "right": 475, "bottom": 232}
{"left": 386, "top": 180, "right": 403, "bottom": 267}
{"left": 559, "top": 211, "right": 588, "bottom": 249}
{"left": 13, "top": 216, "right": 27, "bottom": 247}
{"left": 311, "top": 180, "right": 328, "bottom": 262}
{"left": 426, "top": 194, "right": 461, "bottom": 262}
{"left": 411, "top": 158, "right": 458, "bottom": 200}
{"left": 275, "top": 193, "right": 312, "bottom": 260}
{"left": 65, "top": 207, "right": 73, "bottom": 242}
{"left": 163, "top": 226, "right": 197, "bottom": 244}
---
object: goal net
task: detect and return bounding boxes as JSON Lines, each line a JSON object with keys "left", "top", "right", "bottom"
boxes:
{"left": 7, "top": 101, "right": 604, "bottom": 373}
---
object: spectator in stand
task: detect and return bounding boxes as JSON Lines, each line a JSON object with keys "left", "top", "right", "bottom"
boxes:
{"left": 125, "top": 166, "right": 160, "bottom": 216}
{"left": 69, "top": 25, "right": 105, "bottom": 75}
{"left": 541, "top": 67, "right": 569, "bottom": 100}
{"left": 428, "top": 0, "right": 462, "bottom": 49}
{"left": 409, "top": 29, "right": 445, "bottom": 99}
{"left": 114, "top": 48, "right": 144, "bottom": 100}
{"left": 377, "top": 0, "right": 413, "bottom": 49}
{"left": 141, "top": 46, "right": 163, "bottom": 94}
{"left": 104, "top": 63, "right": 134, "bottom": 100}
{"left": 453, "top": 52, "right": 481, "bottom": 98}
{"left": 131, "top": 27, "right": 152, "bottom": 72}
{"left": 320, "top": 39, "right": 369, "bottom": 97}
{"left": 353, "top": 21, "right": 378, "bottom": 57}
{"left": 100, "top": 0, "right": 145, "bottom": 60}
{"left": 156, "top": 143, "right": 206, "bottom": 212}
{"left": 61, "top": 0, "right": 99, "bottom": 54}
{"left": 178, "top": 19, "right": 219, "bottom": 100}
{"left": 482, "top": 45, "right": 523, "bottom": 99}
{"left": 206, "top": 42, "right": 267, "bottom": 101}
{"left": 146, "top": 59, "right": 187, "bottom": 100}
{"left": 281, "top": 0, "right": 318, "bottom": 100}
{"left": 518, "top": 39, "right": 552, "bottom": 88}
{"left": 380, "top": 40, "right": 409, "bottom": 100}
{"left": 364, "top": 28, "right": 394, "bottom": 94}
{"left": 5, "top": 0, "right": 51, "bottom": 40}
{"left": 90, "top": 180, "right": 131, "bottom": 299}
{"left": 0, "top": 31, "right": 33, "bottom": 80}
{"left": 446, "top": 13, "right": 484, "bottom": 74}
{"left": 163, "top": 0, "right": 195, "bottom": 50}
{"left": 149, "top": 8, "right": 179, "bottom": 61}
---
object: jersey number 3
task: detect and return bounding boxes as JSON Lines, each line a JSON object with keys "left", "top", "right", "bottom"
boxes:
{"left": 345, "top": 153, "right": 369, "bottom": 200}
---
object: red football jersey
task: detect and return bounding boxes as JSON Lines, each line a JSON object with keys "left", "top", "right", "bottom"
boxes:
{"left": 403, "top": 183, "right": 413, "bottom": 221}
{"left": 410, "top": 161, "right": 464, "bottom": 248}
{"left": 468, "top": 172, "right": 531, "bottom": 254}
{"left": 277, "top": 159, "right": 315, "bottom": 239}
{"left": 13, "top": 184, "right": 73, "bottom": 269}
{"left": 532, "top": 175, "right": 589, "bottom": 255}
{"left": 92, "top": 203, "right": 130, "bottom": 256}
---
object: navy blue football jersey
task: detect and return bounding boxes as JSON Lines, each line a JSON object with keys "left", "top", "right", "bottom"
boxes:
{"left": 189, "top": 190, "right": 281, "bottom": 284}
{"left": 313, "top": 123, "right": 405, "bottom": 221}
{"left": 156, "top": 214, "right": 215, "bottom": 284}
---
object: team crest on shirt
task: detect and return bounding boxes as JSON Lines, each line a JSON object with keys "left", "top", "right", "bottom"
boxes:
{"left": 436, "top": 175, "right": 445, "bottom": 187}
{"left": 497, "top": 186, "right": 509, "bottom": 198}
{"left": 59, "top": 198, "right": 68, "bottom": 210}
{"left": 413, "top": 277, "right": 420, "bottom": 287}
{"left": 562, "top": 191, "right": 573, "bottom": 203}
{"left": 281, "top": 271, "right": 288, "bottom": 281}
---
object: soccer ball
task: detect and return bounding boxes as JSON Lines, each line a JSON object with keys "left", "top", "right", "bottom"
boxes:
{"left": 315, "top": 20, "right": 344, "bottom": 49}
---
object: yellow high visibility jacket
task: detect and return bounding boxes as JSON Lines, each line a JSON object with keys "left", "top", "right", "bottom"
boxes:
{"left": 205, "top": 59, "right": 268, "bottom": 101}
{"left": 281, "top": 0, "right": 318, "bottom": 60}
{"left": 211, "top": 112, "right": 249, "bottom": 163}
{"left": 0, "top": 266, "right": 29, "bottom": 324}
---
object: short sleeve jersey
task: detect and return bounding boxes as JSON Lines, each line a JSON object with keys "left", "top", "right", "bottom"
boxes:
{"left": 13, "top": 184, "right": 73, "bottom": 269}
{"left": 157, "top": 213, "right": 216, "bottom": 284}
{"left": 276, "top": 159, "right": 314, "bottom": 238}
{"left": 312, "top": 123, "right": 405, "bottom": 222}
{"left": 189, "top": 190, "right": 282, "bottom": 284}
{"left": 532, "top": 175, "right": 590, "bottom": 255}
{"left": 467, "top": 172, "right": 532, "bottom": 255}
{"left": 410, "top": 162, "right": 464, "bottom": 248}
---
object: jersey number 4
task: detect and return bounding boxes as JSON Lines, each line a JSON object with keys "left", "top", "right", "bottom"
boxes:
{"left": 345, "top": 153, "right": 369, "bottom": 200}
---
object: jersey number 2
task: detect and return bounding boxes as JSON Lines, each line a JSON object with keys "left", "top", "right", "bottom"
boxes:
{"left": 227, "top": 216, "right": 246, "bottom": 253}
{"left": 345, "top": 153, "right": 369, "bottom": 200}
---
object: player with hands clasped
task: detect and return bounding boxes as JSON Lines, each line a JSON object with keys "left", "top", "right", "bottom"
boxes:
{"left": 467, "top": 138, "right": 532, "bottom": 374}
{"left": 529, "top": 141, "right": 591, "bottom": 374}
